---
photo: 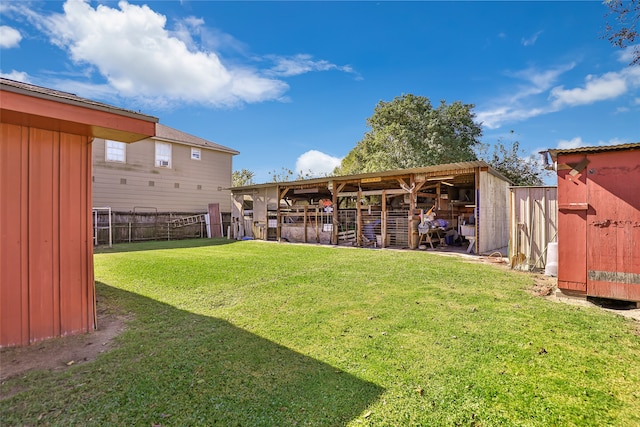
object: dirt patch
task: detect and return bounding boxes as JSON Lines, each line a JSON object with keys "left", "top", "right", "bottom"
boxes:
{"left": 0, "top": 308, "right": 128, "bottom": 384}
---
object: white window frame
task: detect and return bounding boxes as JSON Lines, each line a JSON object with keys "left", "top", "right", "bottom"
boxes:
{"left": 105, "top": 140, "right": 126, "bottom": 163}
{"left": 155, "top": 142, "right": 172, "bottom": 168}
{"left": 191, "top": 147, "right": 201, "bottom": 160}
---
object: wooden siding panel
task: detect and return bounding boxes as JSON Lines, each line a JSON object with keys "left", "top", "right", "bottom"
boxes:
{"left": 28, "top": 128, "right": 58, "bottom": 341}
{"left": 509, "top": 187, "right": 558, "bottom": 269}
{"left": 93, "top": 139, "right": 234, "bottom": 212}
{"left": 585, "top": 150, "right": 640, "bottom": 301}
{"left": 1, "top": 124, "right": 96, "bottom": 347}
{"left": 478, "top": 170, "right": 510, "bottom": 253}
{"left": 0, "top": 123, "right": 29, "bottom": 346}
{"left": 59, "top": 133, "right": 88, "bottom": 334}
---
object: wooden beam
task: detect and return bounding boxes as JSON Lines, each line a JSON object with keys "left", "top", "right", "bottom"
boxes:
{"left": 356, "top": 189, "right": 362, "bottom": 246}
{"left": 280, "top": 187, "right": 290, "bottom": 200}
{"left": 397, "top": 178, "right": 409, "bottom": 188}
{"left": 381, "top": 190, "right": 387, "bottom": 248}
{"left": 276, "top": 185, "right": 281, "bottom": 241}
{"left": 339, "top": 188, "right": 407, "bottom": 197}
{"left": 331, "top": 181, "right": 338, "bottom": 245}
{"left": 303, "top": 205, "right": 308, "bottom": 243}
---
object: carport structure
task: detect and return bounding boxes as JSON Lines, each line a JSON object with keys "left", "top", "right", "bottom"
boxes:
{"left": 231, "top": 161, "right": 512, "bottom": 254}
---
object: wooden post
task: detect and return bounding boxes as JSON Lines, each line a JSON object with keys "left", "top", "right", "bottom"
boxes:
{"left": 356, "top": 189, "right": 362, "bottom": 246}
{"left": 276, "top": 185, "right": 281, "bottom": 241}
{"left": 381, "top": 190, "right": 387, "bottom": 248}
{"left": 315, "top": 206, "right": 320, "bottom": 243}
{"left": 303, "top": 205, "right": 308, "bottom": 243}
{"left": 331, "top": 180, "right": 338, "bottom": 245}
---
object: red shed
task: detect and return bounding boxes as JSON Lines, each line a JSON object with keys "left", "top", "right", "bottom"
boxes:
{"left": 549, "top": 143, "right": 640, "bottom": 302}
{"left": 1, "top": 78, "right": 157, "bottom": 347}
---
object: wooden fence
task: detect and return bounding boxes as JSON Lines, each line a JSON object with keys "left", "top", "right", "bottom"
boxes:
{"left": 92, "top": 210, "right": 231, "bottom": 245}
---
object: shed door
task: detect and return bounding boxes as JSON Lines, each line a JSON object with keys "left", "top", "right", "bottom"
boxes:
{"left": 557, "top": 158, "right": 588, "bottom": 292}
{"left": 586, "top": 151, "right": 640, "bottom": 301}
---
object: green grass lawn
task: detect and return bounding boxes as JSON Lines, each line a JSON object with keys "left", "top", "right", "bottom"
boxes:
{"left": 2, "top": 239, "right": 639, "bottom": 426}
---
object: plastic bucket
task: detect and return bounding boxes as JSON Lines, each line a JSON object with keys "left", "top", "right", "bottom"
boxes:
{"left": 545, "top": 242, "right": 558, "bottom": 277}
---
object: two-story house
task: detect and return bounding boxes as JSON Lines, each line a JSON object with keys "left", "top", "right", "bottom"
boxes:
{"left": 92, "top": 123, "right": 239, "bottom": 241}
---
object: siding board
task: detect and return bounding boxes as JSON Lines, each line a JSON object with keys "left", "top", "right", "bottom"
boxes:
{"left": 93, "top": 138, "right": 234, "bottom": 213}
{"left": 1, "top": 124, "right": 96, "bottom": 346}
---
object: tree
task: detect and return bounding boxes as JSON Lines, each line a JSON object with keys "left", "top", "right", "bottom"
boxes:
{"left": 478, "top": 137, "right": 549, "bottom": 186}
{"left": 334, "top": 94, "right": 482, "bottom": 175}
{"left": 604, "top": 0, "right": 639, "bottom": 65}
{"left": 268, "top": 167, "right": 316, "bottom": 182}
{"left": 232, "top": 169, "right": 255, "bottom": 187}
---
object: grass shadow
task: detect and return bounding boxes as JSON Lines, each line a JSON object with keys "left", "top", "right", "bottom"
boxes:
{"left": 1, "top": 282, "right": 384, "bottom": 426}
{"left": 94, "top": 237, "right": 238, "bottom": 254}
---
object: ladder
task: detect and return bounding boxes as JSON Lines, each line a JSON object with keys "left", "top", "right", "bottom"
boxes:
{"left": 171, "top": 214, "right": 207, "bottom": 228}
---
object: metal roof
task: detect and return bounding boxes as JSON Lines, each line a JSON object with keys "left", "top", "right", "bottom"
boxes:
{"left": 154, "top": 123, "right": 239, "bottom": 155}
{"left": 232, "top": 160, "right": 511, "bottom": 191}
{"left": 548, "top": 142, "right": 640, "bottom": 160}
{"left": 0, "top": 77, "right": 158, "bottom": 123}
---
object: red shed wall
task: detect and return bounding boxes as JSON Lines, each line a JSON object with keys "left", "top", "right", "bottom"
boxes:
{"left": 1, "top": 122, "right": 95, "bottom": 347}
{"left": 557, "top": 149, "right": 640, "bottom": 301}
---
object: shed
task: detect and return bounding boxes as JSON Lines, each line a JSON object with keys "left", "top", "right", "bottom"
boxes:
{"left": 549, "top": 143, "right": 640, "bottom": 302}
{"left": 231, "top": 161, "right": 512, "bottom": 254}
{"left": 0, "top": 78, "right": 157, "bottom": 347}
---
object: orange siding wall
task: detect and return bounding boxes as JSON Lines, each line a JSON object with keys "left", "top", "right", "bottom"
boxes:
{"left": 556, "top": 149, "right": 640, "bottom": 301}
{"left": 1, "top": 123, "right": 95, "bottom": 347}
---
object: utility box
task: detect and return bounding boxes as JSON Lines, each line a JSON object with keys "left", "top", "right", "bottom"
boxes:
{"left": 549, "top": 143, "right": 640, "bottom": 302}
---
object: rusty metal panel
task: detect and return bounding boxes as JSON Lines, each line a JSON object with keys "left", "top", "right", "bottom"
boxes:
{"left": 585, "top": 150, "right": 640, "bottom": 301}
{"left": 556, "top": 153, "right": 588, "bottom": 292}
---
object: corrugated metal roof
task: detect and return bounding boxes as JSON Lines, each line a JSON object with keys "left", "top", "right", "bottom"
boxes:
{"left": 0, "top": 77, "right": 158, "bottom": 123}
{"left": 548, "top": 142, "right": 640, "bottom": 159}
{"left": 232, "top": 160, "right": 510, "bottom": 191}
{"left": 154, "top": 123, "right": 239, "bottom": 155}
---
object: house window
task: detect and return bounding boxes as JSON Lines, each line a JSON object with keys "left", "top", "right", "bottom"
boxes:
{"left": 155, "top": 142, "right": 171, "bottom": 167}
{"left": 191, "top": 148, "right": 201, "bottom": 160}
{"left": 105, "top": 140, "right": 126, "bottom": 163}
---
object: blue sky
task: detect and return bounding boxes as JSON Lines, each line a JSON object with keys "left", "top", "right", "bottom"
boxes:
{"left": 2, "top": 1, "right": 638, "bottom": 184}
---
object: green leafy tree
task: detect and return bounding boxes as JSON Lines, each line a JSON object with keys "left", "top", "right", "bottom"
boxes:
{"left": 604, "top": 0, "right": 639, "bottom": 65}
{"left": 478, "top": 137, "right": 549, "bottom": 186}
{"left": 232, "top": 169, "right": 255, "bottom": 187}
{"left": 335, "top": 94, "right": 482, "bottom": 175}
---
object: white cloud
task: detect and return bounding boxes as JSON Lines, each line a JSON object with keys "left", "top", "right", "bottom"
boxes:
{"left": 521, "top": 30, "right": 543, "bottom": 47}
{"left": 556, "top": 137, "right": 588, "bottom": 150}
{"left": 295, "top": 150, "right": 342, "bottom": 177}
{"left": 616, "top": 44, "right": 640, "bottom": 64}
{"left": 550, "top": 67, "right": 640, "bottom": 108}
{"left": 477, "top": 63, "right": 575, "bottom": 129}
{"left": 11, "top": 0, "right": 357, "bottom": 108}
{"left": 266, "top": 54, "right": 358, "bottom": 78}
{"left": 30, "top": 0, "right": 288, "bottom": 107}
{"left": 478, "top": 63, "right": 640, "bottom": 130}
{"left": 0, "top": 70, "right": 29, "bottom": 81}
{"left": 0, "top": 25, "right": 22, "bottom": 48}
{"left": 554, "top": 136, "right": 629, "bottom": 150}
